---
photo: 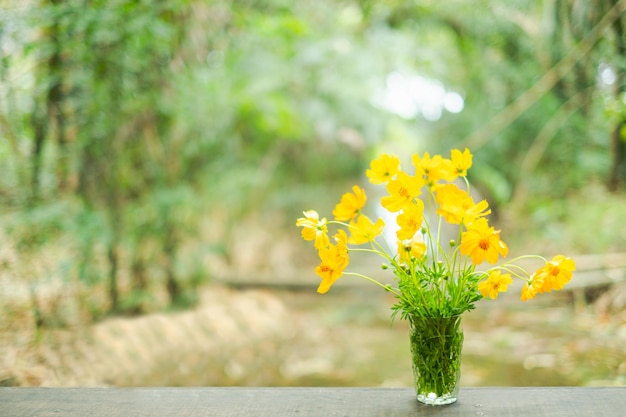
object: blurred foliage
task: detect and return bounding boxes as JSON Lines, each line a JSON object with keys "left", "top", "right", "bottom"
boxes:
{"left": 1, "top": 0, "right": 625, "bottom": 326}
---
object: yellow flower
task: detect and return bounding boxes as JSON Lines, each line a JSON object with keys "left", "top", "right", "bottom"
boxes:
{"left": 332, "top": 229, "right": 350, "bottom": 268}
{"left": 380, "top": 171, "right": 424, "bottom": 212}
{"left": 296, "top": 210, "right": 329, "bottom": 250}
{"left": 332, "top": 185, "right": 367, "bottom": 222}
{"left": 315, "top": 241, "right": 349, "bottom": 294}
{"left": 535, "top": 255, "right": 577, "bottom": 293}
{"left": 396, "top": 200, "right": 425, "bottom": 240}
{"left": 450, "top": 148, "right": 472, "bottom": 177}
{"left": 412, "top": 152, "right": 455, "bottom": 189}
{"left": 366, "top": 153, "right": 401, "bottom": 184}
{"left": 459, "top": 218, "right": 508, "bottom": 265}
{"left": 520, "top": 272, "right": 544, "bottom": 302}
{"left": 435, "top": 183, "right": 491, "bottom": 225}
{"left": 348, "top": 215, "right": 385, "bottom": 244}
{"left": 463, "top": 200, "right": 491, "bottom": 226}
{"left": 397, "top": 234, "right": 427, "bottom": 264}
{"left": 478, "top": 270, "right": 512, "bottom": 299}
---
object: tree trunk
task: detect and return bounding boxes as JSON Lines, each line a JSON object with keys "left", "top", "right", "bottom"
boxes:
{"left": 47, "top": 0, "right": 69, "bottom": 192}
{"left": 607, "top": 0, "right": 626, "bottom": 191}
{"left": 163, "top": 223, "right": 182, "bottom": 306}
{"left": 30, "top": 98, "right": 47, "bottom": 205}
{"left": 108, "top": 240, "right": 119, "bottom": 312}
{"left": 608, "top": 122, "right": 626, "bottom": 191}
{"left": 129, "top": 256, "right": 148, "bottom": 315}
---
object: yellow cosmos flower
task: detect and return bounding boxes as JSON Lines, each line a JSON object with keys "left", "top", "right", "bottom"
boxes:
{"left": 397, "top": 234, "right": 427, "bottom": 264}
{"left": 412, "top": 152, "right": 455, "bottom": 189}
{"left": 478, "top": 270, "right": 512, "bottom": 299}
{"left": 380, "top": 171, "right": 424, "bottom": 212}
{"left": 315, "top": 241, "right": 349, "bottom": 294}
{"left": 459, "top": 218, "right": 508, "bottom": 265}
{"left": 396, "top": 200, "right": 425, "bottom": 240}
{"left": 332, "top": 185, "right": 367, "bottom": 222}
{"left": 296, "top": 210, "right": 329, "bottom": 250}
{"left": 366, "top": 153, "right": 401, "bottom": 184}
{"left": 450, "top": 148, "right": 472, "bottom": 177}
{"left": 535, "top": 255, "right": 577, "bottom": 293}
{"left": 520, "top": 272, "right": 544, "bottom": 302}
{"left": 462, "top": 200, "right": 491, "bottom": 226}
{"left": 348, "top": 215, "right": 385, "bottom": 244}
{"left": 435, "top": 184, "right": 491, "bottom": 225}
{"left": 332, "top": 229, "right": 350, "bottom": 268}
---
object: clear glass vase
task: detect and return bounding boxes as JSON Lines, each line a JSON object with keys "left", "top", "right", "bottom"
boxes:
{"left": 408, "top": 314, "right": 464, "bottom": 405}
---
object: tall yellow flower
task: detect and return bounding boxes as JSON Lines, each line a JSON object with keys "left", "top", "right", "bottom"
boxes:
{"left": 450, "top": 148, "right": 472, "bottom": 178}
{"left": 332, "top": 185, "right": 367, "bottom": 222}
{"left": 459, "top": 218, "right": 508, "bottom": 265}
{"left": 435, "top": 184, "right": 491, "bottom": 225}
{"left": 348, "top": 215, "right": 385, "bottom": 244}
{"left": 463, "top": 200, "right": 491, "bottom": 226}
{"left": 478, "top": 270, "right": 512, "bottom": 299}
{"left": 412, "top": 152, "right": 455, "bottom": 189}
{"left": 397, "top": 234, "right": 427, "bottom": 264}
{"left": 315, "top": 241, "right": 348, "bottom": 294}
{"left": 396, "top": 200, "right": 425, "bottom": 240}
{"left": 366, "top": 153, "right": 401, "bottom": 184}
{"left": 380, "top": 171, "right": 424, "bottom": 212}
{"left": 296, "top": 210, "right": 329, "bottom": 250}
{"left": 332, "top": 229, "right": 350, "bottom": 269}
{"left": 535, "top": 255, "right": 576, "bottom": 293}
{"left": 520, "top": 272, "right": 544, "bottom": 302}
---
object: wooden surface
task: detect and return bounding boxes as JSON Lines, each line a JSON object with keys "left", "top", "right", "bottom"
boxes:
{"left": 1, "top": 387, "right": 625, "bottom": 416}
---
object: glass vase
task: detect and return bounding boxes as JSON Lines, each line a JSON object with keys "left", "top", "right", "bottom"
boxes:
{"left": 408, "top": 314, "right": 464, "bottom": 405}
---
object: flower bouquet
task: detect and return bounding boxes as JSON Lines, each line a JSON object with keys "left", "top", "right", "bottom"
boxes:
{"left": 296, "top": 148, "right": 576, "bottom": 405}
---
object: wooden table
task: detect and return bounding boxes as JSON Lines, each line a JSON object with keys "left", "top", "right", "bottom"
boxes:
{"left": 1, "top": 387, "right": 624, "bottom": 416}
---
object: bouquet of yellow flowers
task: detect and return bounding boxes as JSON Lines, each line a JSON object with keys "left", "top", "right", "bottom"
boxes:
{"left": 297, "top": 148, "right": 576, "bottom": 317}
{"left": 296, "top": 148, "right": 576, "bottom": 405}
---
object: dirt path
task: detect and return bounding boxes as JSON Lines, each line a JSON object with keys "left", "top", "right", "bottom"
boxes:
{"left": 1, "top": 283, "right": 625, "bottom": 387}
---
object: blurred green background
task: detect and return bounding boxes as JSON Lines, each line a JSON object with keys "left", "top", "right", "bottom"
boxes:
{"left": 1, "top": 0, "right": 625, "bottom": 388}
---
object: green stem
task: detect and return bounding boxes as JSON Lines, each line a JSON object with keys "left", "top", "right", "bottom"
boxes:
{"left": 343, "top": 271, "right": 402, "bottom": 297}
{"left": 409, "top": 315, "right": 463, "bottom": 400}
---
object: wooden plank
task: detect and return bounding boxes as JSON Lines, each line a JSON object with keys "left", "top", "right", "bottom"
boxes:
{"left": 570, "top": 253, "right": 626, "bottom": 271}
{"left": 1, "top": 387, "right": 625, "bottom": 416}
{"left": 216, "top": 253, "right": 626, "bottom": 292}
